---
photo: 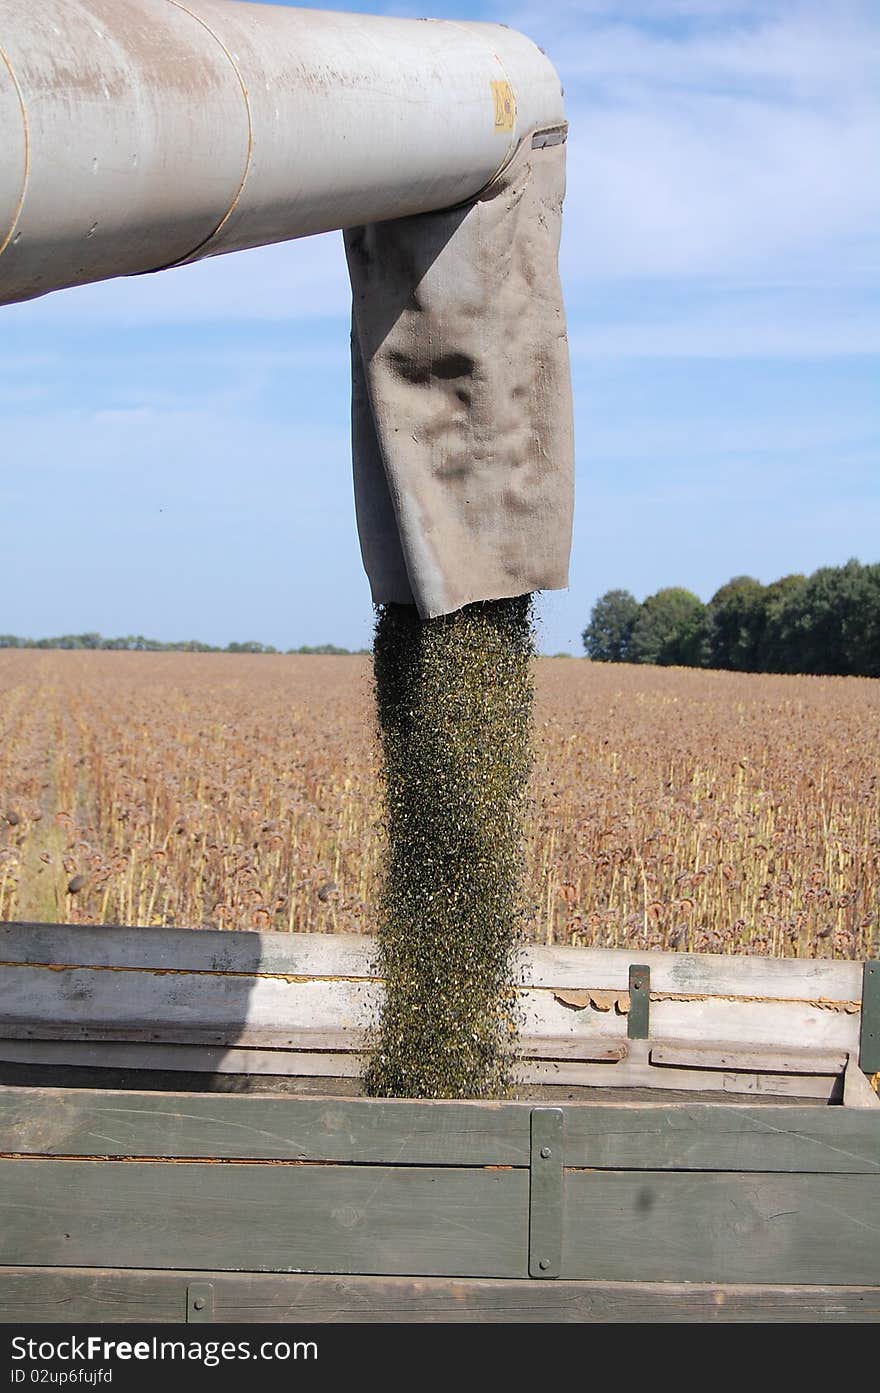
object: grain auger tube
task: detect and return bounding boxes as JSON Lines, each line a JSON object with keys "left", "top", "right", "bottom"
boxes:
{"left": 0, "top": 0, "right": 576, "bottom": 1096}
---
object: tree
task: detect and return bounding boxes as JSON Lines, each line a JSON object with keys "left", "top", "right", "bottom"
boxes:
{"left": 852, "top": 563, "right": 880, "bottom": 678}
{"left": 582, "top": 589, "right": 640, "bottom": 662}
{"left": 629, "top": 588, "right": 708, "bottom": 667}
{"left": 288, "top": 644, "right": 353, "bottom": 655}
{"left": 757, "top": 574, "right": 808, "bottom": 672}
{"left": 778, "top": 560, "right": 880, "bottom": 676}
{"left": 707, "top": 576, "right": 766, "bottom": 671}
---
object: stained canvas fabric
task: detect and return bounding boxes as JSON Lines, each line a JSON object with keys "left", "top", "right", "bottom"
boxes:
{"left": 344, "top": 135, "right": 574, "bottom": 619}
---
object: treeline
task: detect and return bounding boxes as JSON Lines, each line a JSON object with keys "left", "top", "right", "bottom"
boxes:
{"left": 0, "top": 633, "right": 366, "bottom": 655}
{"left": 583, "top": 559, "right": 879, "bottom": 677}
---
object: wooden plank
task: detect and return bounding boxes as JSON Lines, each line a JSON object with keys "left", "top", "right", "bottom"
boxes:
{"left": 0, "top": 1062, "right": 370, "bottom": 1097}
{"left": 0, "top": 964, "right": 375, "bottom": 1035}
{"left": 0, "top": 1021, "right": 625, "bottom": 1064}
{"left": 0, "top": 1039, "right": 367, "bottom": 1078}
{"left": 0, "top": 1064, "right": 824, "bottom": 1104}
{"left": 0, "top": 1158, "right": 528, "bottom": 1278}
{"left": 650, "top": 1043, "right": 848, "bottom": 1075}
{"left": 0, "top": 1040, "right": 845, "bottom": 1097}
{"left": 521, "top": 995, "right": 860, "bottom": 1052}
{"left": 2, "top": 1268, "right": 879, "bottom": 1323}
{"left": 0, "top": 923, "right": 375, "bottom": 977}
{"left": 2, "top": 923, "right": 862, "bottom": 1001}
{"left": 516, "top": 1052, "right": 841, "bottom": 1100}
{"left": 515, "top": 1039, "right": 626, "bottom": 1063}
{"left": 562, "top": 1171, "right": 880, "bottom": 1285}
{"left": 843, "top": 1056, "right": 880, "bottom": 1109}
{"left": 0, "top": 1021, "right": 368, "bottom": 1051}
{"left": 1, "top": 964, "right": 861, "bottom": 1055}
{"left": 0, "top": 1042, "right": 849, "bottom": 1101}
{"left": 2, "top": 1088, "right": 877, "bottom": 1172}
{"left": 0, "top": 1087, "right": 534, "bottom": 1165}
{"left": 523, "top": 943, "right": 862, "bottom": 1000}
{"left": 562, "top": 1104, "right": 880, "bottom": 1173}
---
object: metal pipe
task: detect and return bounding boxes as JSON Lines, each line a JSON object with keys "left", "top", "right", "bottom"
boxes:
{"left": 0, "top": 0, "right": 565, "bottom": 306}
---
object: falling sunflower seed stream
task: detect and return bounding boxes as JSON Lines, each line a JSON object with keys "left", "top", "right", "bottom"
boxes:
{"left": 364, "top": 596, "right": 534, "bottom": 1099}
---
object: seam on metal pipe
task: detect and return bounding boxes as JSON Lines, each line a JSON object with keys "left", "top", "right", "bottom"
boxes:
{"left": 0, "top": 43, "right": 29, "bottom": 261}
{"left": 444, "top": 18, "right": 521, "bottom": 191}
{"left": 438, "top": 21, "right": 565, "bottom": 206}
{"left": 150, "top": 0, "right": 255, "bottom": 271}
{"left": 419, "top": 122, "right": 566, "bottom": 222}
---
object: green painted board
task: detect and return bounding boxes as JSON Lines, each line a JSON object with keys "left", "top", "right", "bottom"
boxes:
{"left": 627, "top": 965, "right": 650, "bottom": 1040}
{"left": 0, "top": 1158, "right": 527, "bottom": 1278}
{"left": 1, "top": 1088, "right": 878, "bottom": 1173}
{"left": 562, "top": 1170, "right": 880, "bottom": 1285}
{"left": 562, "top": 1104, "right": 880, "bottom": 1174}
{"left": 861, "top": 961, "right": 880, "bottom": 1074}
{"left": 1, "top": 1268, "right": 879, "bottom": 1324}
{"left": 528, "top": 1108, "right": 563, "bottom": 1278}
{"left": 0, "top": 1087, "right": 532, "bottom": 1166}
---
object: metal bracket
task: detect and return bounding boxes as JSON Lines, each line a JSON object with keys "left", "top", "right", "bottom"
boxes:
{"left": 186, "top": 1281, "right": 214, "bottom": 1323}
{"left": 860, "top": 961, "right": 880, "bottom": 1075}
{"left": 628, "top": 964, "right": 650, "bottom": 1040}
{"left": 531, "top": 123, "right": 568, "bottom": 150}
{"left": 529, "top": 1107, "right": 563, "bottom": 1279}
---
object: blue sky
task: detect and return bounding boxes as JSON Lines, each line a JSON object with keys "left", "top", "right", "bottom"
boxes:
{"left": 2, "top": 0, "right": 877, "bottom": 653}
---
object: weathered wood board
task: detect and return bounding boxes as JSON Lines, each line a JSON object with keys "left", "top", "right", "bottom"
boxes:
{"left": 2, "top": 1270, "right": 879, "bottom": 1324}
{"left": 562, "top": 1171, "right": 880, "bottom": 1285}
{"left": 0, "top": 967, "right": 859, "bottom": 1051}
{"left": 0, "top": 1091, "right": 877, "bottom": 1287}
{"left": 2, "top": 1087, "right": 878, "bottom": 1172}
{"left": 0, "top": 924, "right": 869, "bottom": 1094}
{"left": 0, "top": 1158, "right": 528, "bottom": 1277}
{"left": 1, "top": 922, "right": 862, "bottom": 1000}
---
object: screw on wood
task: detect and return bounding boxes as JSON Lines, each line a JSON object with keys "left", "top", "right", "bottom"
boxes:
{"left": 186, "top": 1282, "right": 214, "bottom": 1323}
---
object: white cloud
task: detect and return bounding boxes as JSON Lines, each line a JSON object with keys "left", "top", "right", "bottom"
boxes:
{"left": 526, "top": 8, "right": 876, "bottom": 98}
{"left": 561, "top": 97, "right": 878, "bottom": 281}
{"left": 499, "top": 0, "right": 880, "bottom": 287}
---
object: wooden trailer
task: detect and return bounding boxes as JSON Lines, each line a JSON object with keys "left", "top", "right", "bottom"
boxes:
{"left": 0, "top": 921, "right": 878, "bottom": 1323}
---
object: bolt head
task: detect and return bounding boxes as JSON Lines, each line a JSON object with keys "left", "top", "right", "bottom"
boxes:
{"left": 193, "top": 1298, "right": 205, "bottom": 1311}
{"left": 540, "top": 1146, "right": 552, "bottom": 1159}
{"left": 539, "top": 1259, "right": 551, "bottom": 1271}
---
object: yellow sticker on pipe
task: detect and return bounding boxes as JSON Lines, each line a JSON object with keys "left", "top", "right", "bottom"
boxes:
{"left": 491, "top": 80, "right": 516, "bottom": 132}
